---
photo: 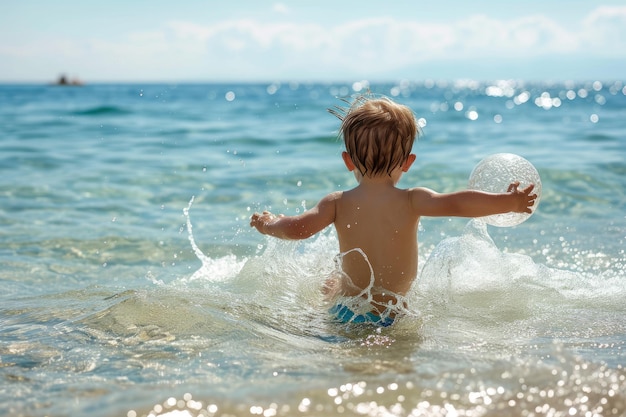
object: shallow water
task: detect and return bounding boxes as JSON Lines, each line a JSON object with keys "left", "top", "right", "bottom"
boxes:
{"left": 1, "top": 81, "right": 625, "bottom": 416}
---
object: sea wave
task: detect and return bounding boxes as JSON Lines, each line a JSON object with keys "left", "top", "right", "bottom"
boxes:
{"left": 72, "top": 105, "right": 132, "bottom": 116}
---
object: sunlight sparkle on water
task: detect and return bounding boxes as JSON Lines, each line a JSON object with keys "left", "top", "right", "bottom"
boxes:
{"left": 266, "top": 83, "right": 279, "bottom": 95}
{"left": 466, "top": 109, "right": 478, "bottom": 121}
{"left": 352, "top": 80, "right": 370, "bottom": 92}
{"left": 534, "top": 92, "right": 561, "bottom": 110}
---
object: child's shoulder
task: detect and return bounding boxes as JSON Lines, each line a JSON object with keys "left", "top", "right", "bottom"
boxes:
{"left": 407, "top": 186, "right": 437, "bottom": 203}
{"left": 323, "top": 190, "right": 344, "bottom": 200}
{"left": 407, "top": 186, "right": 435, "bottom": 195}
{"left": 316, "top": 191, "right": 344, "bottom": 206}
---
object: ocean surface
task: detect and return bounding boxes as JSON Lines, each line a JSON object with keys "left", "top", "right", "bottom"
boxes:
{"left": 1, "top": 80, "right": 625, "bottom": 417}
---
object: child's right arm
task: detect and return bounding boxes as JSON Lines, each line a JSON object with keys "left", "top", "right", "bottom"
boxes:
{"left": 410, "top": 182, "right": 536, "bottom": 218}
{"left": 250, "top": 192, "right": 340, "bottom": 240}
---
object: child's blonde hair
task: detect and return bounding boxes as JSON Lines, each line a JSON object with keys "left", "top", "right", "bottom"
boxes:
{"left": 331, "top": 96, "right": 419, "bottom": 177}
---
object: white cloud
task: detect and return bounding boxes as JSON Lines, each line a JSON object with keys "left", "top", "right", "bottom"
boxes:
{"left": 495, "top": 14, "right": 578, "bottom": 53}
{"left": 581, "top": 5, "right": 626, "bottom": 53}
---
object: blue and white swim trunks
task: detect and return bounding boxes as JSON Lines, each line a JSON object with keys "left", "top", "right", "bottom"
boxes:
{"left": 329, "top": 304, "right": 395, "bottom": 327}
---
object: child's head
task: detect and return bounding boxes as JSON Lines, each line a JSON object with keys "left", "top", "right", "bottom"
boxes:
{"left": 337, "top": 96, "right": 419, "bottom": 177}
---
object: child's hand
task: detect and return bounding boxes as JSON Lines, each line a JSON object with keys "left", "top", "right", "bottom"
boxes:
{"left": 507, "top": 182, "right": 537, "bottom": 213}
{"left": 250, "top": 211, "right": 284, "bottom": 234}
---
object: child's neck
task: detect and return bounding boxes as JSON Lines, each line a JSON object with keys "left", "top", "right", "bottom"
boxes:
{"left": 358, "top": 176, "right": 396, "bottom": 186}
{"left": 356, "top": 169, "right": 404, "bottom": 187}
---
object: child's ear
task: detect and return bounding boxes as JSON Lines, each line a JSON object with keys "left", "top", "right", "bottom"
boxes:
{"left": 342, "top": 151, "right": 356, "bottom": 171}
{"left": 402, "top": 154, "right": 417, "bottom": 172}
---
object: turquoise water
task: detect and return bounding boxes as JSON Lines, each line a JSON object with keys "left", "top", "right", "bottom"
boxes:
{"left": 1, "top": 81, "right": 625, "bottom": 416}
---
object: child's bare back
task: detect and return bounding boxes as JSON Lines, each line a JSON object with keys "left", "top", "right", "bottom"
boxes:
{"left": 333, "top": 179, "right": 419, "bottom": 301}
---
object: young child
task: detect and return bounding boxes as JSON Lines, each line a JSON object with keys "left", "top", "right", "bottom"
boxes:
{"left": 250, "top": 96, "right": 536, "bottom": 326}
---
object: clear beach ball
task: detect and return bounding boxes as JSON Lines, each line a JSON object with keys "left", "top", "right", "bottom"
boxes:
{"left": 468, "top": 153, "right": 542, "bottom": 227}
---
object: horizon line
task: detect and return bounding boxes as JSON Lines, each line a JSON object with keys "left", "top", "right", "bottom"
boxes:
{"left": 0, "top": 77, "right": 623, "bottom": 85}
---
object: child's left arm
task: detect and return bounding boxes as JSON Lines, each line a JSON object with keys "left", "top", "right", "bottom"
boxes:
{"left": 250, "top": 192, "right": 339, "bottom": 239}
{"left": 411, "top": 182, "right": 536, "bottom": 218}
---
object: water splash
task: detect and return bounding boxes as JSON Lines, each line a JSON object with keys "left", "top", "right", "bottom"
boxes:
{"left": 181, "top": 196, "right": 247, "bottom": 284}
{"left": 183, "top": 196, "right": 211, "bottom": 267}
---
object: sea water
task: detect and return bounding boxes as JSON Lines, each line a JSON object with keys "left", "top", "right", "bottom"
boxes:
{"left": 1, "top": 80, "right": 625, "bottom": 416}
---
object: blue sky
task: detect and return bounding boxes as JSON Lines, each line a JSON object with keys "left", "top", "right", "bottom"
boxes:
{"left": 1, "top": 1, "right": 625, "bottom": 82}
